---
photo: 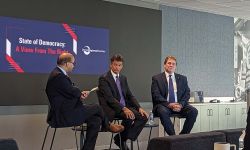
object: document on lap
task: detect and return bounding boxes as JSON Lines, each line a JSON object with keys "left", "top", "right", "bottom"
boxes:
{"left": 90, "top": 87, "right": 98, "bottom": 93}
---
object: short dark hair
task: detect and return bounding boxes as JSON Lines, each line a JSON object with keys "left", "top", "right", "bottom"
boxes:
{"left": 110, "top": 54, "right": 124, "bottom": 63}
{"left": 164, "top": 56, "right": 177, "bottom": 64}
{"left": 57, "top": 53, "right": 73, "bottom": 65}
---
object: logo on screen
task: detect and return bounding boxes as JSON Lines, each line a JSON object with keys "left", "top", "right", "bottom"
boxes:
{"left": 82, "top": 46, "right": 106, "bottom": 55}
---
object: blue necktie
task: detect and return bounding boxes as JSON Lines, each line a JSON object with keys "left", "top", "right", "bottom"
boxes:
{"left": 115, "top": 75, "right": 126, "bottom": 107}
{"left": 168, "top": 75, "right": 175, "bottom": 103}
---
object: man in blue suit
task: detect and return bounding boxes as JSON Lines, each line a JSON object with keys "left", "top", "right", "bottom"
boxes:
{"left": 151, "top": 56, "right": 198, "bottom": 135}
{"left": 46, "top": 52, "right": 124, "bottom": 150}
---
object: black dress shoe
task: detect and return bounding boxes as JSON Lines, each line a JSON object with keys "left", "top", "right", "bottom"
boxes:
{"left": 114, "top": 134, "right": 129, "bottom": 150}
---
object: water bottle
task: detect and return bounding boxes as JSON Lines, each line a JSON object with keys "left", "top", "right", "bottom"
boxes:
{"left": 148, "top": 111, "right": 154, "bottom": 125}
{"left": 239, "top": 130, "right": 245, "bottom": 149}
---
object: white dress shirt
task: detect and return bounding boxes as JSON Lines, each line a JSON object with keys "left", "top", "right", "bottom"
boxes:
{"left": 111, "top": 70, "right": 119, "bottom": 81}
{"left": 57, "top": 66, "right": 67, "bottom": 76}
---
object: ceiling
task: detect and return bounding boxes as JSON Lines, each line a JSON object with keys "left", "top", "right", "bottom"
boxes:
{"left": 107, "top": 0, "right": 250, "bottom": 20}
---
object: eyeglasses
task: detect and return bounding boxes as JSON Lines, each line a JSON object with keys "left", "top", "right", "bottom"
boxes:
{"left": 68, "top": 61, "right": 76, "bottom": 65}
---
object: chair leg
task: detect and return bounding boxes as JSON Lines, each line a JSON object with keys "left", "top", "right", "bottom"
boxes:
{"left": 74, "top": 127, "right": 79, "bottom": 150}
{"left": 148, "top": 127, "right": 152, "bottom": 144}
{"left": 41, "top": 125, "right": 50, "bottom": 150}
{"left": 119, "top": 133, "right": 122, "bottom": 150}
{"left": 80, "top": 125, "right": 85, "bottom": 150}
{"left": 109, "top": 133, "right": 114, "bottom": 150}
{"left": 50, "top": 128, "right": 57, "bottom": 150}
{"left": 130, "top": 140, "right": 133, "bottom": 150}
{"left": 137, "top": 139, "right": 139, "bottom": 150}
{"left": 164, "top": 127, "right": 166, "bottom": 136}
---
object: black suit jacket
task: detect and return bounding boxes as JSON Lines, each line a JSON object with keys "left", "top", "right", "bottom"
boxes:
{"left": 45, "top": 67, "right": 85, "bottom": 127}
{"left": 151, "top": 72, "right": 190, "bottom": 112}
{"left": 98, "top": 71, "right": 140, "bottom": 121}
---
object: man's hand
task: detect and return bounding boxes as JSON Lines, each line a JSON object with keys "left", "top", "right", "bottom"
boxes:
{"left": 81, "top": 91, "right": 90, "bottom": 100}
{"left": 122, "top": 107, "right": 135, "bottom": 120}
{"left": 138, "top": 108, "right": 149, "bottom": 118}
{"left": 168, "top": 103, "right": 176, "bottom": 109}
{"left": 173, "top": 104, "right": 182, "bottom": 112}
{"left": 168, "top": 103, "right": 182, "bottom": 112}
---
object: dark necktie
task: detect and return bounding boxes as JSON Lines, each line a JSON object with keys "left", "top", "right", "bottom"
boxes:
{"left": 168, "top": 75, "right": 175, "bottom": 103}
{"left": 115, "top": 75, "right": 126, "bottom": 107}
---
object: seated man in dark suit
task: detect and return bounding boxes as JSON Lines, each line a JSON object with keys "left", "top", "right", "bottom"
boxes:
{"left": 98, "top": 54, "right": 148, "bottom": 149}
{"left": 46, "top": 52, "right": 124, "bottom": 150}
{"left": 151, "top": 56, "right": 198, "bottom": 135}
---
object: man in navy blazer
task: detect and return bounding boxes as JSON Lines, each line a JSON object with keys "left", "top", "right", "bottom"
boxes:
{"left": 98, "top": 54, "right": 148, "bottom": 149}
{"left": 151, "top": 56, "right": 198, "bottom": 135}
{"left": 46, "top": 53, "right": 124, "bottom": 150}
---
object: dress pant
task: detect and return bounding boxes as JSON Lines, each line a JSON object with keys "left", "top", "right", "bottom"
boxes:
{"left": 117, "top": 107, "right": 148, "bottom": 141}
{"left": 155, "top": 104, "right": 198, "bottom": 135}
{"left": 82, "top": 104, "right": 103, "bottom": 150}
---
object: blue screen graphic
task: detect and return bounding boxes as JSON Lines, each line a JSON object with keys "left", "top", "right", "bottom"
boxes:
{"left": 0, "top": 16, "right": 109, "bottom": 74}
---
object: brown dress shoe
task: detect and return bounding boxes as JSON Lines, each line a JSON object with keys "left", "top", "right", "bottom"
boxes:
{"left": 108, "top": 123, "right": 124, "bottom": 133}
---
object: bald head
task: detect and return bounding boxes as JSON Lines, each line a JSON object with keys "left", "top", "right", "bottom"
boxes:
{"left": 57, "top": 52, "right": 75, "bottom": 73}
{"left": 57, "top": 52, "right": 74, "bottom": 66}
